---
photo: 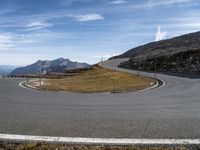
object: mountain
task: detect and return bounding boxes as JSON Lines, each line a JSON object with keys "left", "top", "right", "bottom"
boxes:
{"left": 114, "top": 31, "right": 200, "bottom": 75}
{"left": 0, "top": 65, "right": 18, "bottom": 76}
{"left": 9, "top": 58, "right": 90, "bottom": 75}
{"left": 113, "top": 31, "right": 200, "bottom": 59}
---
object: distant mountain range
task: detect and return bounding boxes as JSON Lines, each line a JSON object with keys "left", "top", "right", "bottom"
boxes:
{"left": 0, "top": 65, "right": 18, "bottom": 76}
{"left": 114, "top": 31, "right": 200, "bottom": 74}
{"left": 9, "top": 58, "right": 90, "bottom": 75}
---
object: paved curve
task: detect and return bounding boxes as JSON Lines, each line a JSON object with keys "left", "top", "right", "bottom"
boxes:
{"left": 0, "top": 59, "right": 200, "bottom": 139}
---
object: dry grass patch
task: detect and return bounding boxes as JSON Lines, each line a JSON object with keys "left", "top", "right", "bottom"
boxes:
{"left": 33, "top": 66, "right": 154, "bottom": 93}
{"left": 0, "top": 142, "right": 191, "bottom": 150}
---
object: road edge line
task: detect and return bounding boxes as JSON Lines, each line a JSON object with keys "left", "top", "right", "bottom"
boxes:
{"left": 19, "top": 80, "right": 42, "bottom": 91}
{"left": 0, "top": 134, "right": 200, "bottom": 145}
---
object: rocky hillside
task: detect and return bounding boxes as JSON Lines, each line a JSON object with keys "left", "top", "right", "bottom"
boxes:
{"left": 114, "top": 31, "right": 200, "bottom": 75}
{"left": 113, "top": 31, "right": 200, "bottom": 59}
{"left": 9, "top": 58, "right": 90, "bottom": 75}
{"left": 119, "top": 50, "right": 200, "bottom": 74}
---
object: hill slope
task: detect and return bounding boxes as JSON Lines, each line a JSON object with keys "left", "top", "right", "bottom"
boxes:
{"left": 113, "top": 31, "right": 200, "bottom": 59}
{"left": 115, "top": 31, "right": 200, "bottom": 75}
{"left": 119, "top": 50, "right": 200, "bottom": 74}
{"left": 10, "top": 58, "right": 90, "bottom": 75}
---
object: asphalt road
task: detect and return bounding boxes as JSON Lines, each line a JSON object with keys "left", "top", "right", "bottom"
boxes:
{"left": 0, "top": 59, "right": 200, "bottom": 139}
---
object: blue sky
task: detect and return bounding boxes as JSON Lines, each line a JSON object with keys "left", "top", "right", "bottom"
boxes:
{"left": 0, "top": 0, "right": 200, "bottom": 65}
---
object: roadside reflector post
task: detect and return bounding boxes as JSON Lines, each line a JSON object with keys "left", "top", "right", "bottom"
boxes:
{"left": 113, "top": 59, "right": 116, "bottom": 94}
{"left": 39, "top": 61, "right": 42, "bottom": 89}
{"left": 154, "top": 57, "right": 157, "bottom": 82}
{"left": 26, "top": 65, "right": 29, "bottom": 84}
{"left": 138, "top": 58, "right": 140, "bottom": 76}
{"left": 111, "top": 54, "right": 116, "bottom": 94}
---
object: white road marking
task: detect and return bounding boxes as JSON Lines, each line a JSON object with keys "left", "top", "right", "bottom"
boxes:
{"left": 137, "top": 78, "right": 165, "bottom": 92}
{"left": 137, "top": 80, "right": 159, "bottom": 92}
{"left": 158, "top": 79, "right": 166, "bottom": 88}
{"left": 19, "top": 81, "right": 28, "bottom": 89}
{"left": 0, "top": 134, "right": 200, "bottom": 145}
{"left": 19, "top": 80, "right": 42, "bottom": 91}
{"left": 19, "top": 81, "right": 35, "bottom": 90}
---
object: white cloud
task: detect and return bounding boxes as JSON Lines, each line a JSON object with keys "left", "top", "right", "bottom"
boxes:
{"left": 25, "top": 21, "right": 53, "bottom": 31}
{"left": 71, "top": 13, "right": 104, "bottom": 22}
{"left": 155, "top": 26, "right": 167, "bottom": 41}
{"left": 0, "top": 35, "right": 11, "bottom": 44}
{"left": 0, "top": 35, "right": 14, "bottom": 49}
{"left": 61, "top": 0, "right": 92, "bottom": 6}
{"left": 109, "top": 0, "right": 126, "bottom": 4}
{"left": 0, "top": 32, "right": 41, "bottom": 51}
{"left": 147, "top": 0, "right": 191, "bottom": 7}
